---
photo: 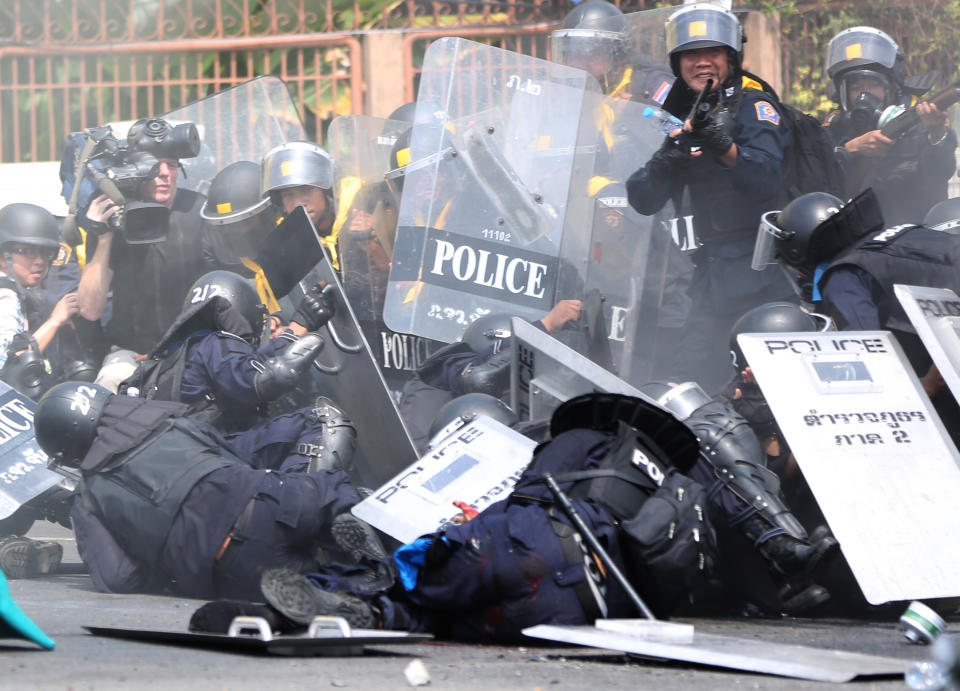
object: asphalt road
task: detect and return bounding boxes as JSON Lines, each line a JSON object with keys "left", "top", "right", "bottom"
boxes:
{"left": 0, "top": 523, "right": 942, "bottom": 690}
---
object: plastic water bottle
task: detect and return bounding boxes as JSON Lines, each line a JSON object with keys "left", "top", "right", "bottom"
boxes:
{"left": 905, "top": 661, "right": 950, "bottom": 690}
{"left": 643, "top": 106, "right": 684, "bottom": 136}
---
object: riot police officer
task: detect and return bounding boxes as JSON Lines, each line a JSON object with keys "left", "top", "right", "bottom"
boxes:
{"left": 753, "top": 188, "right": 960, "bottom": 440}
{"left": 121, "top": 270, "right": 355, "bottom": 473}
{"left": 626, "top": 3, "right": 795, "bottom": 392}
{"left": 261, "top": 142, "right": 338, "bottom": 266}
{"left": 199, "top": 161, "right": 285, "bottom": 314}
{"left": 550, "top": 1, "right": 674, "bottom": 104}
{"left": 0, "top": 203, "right": 81, "bottom": 398}
{"left": 34, "top": 381, "right": 380, "bottom": 600}
{"left": 823, "top": 27, "right": 957, "bottom": 225}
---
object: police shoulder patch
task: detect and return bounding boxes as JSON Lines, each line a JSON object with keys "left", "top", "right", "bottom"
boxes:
{"left": 754, "top": 101, "right": 780, "bottom": 126}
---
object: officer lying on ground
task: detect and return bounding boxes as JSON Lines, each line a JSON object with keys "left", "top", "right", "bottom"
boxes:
{"left": 191, "top": 393, "right": 838, "bottom": 641}
{"left": 33, "top": 382, "right": 383, "bottom": 600}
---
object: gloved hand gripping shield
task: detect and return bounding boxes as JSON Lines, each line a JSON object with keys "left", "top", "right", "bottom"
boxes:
{"left": 383, "top": 38, "right": 600, "bottom": 344}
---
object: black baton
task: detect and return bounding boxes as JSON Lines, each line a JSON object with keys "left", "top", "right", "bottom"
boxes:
{"left": 543, "top": 472, "right": 655, "bottom": 621}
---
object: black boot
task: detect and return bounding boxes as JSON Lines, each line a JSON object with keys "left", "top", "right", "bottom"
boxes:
{"left": 741, "top": 514, "right": 837, "bottom": 580}
{"left": 260, "top": 568, "right": 379, "bottom": 628}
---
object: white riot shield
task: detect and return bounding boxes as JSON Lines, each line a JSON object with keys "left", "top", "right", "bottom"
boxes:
{"left": 328, "top": 115, "right": 444, "bottom": 399}
{"left": 739, "top": 330, "right": 960, "bottom": 604}
{"left": 895, "top": 284, "right": 960, "bottom": 399}
{"left": 351, "top": 416, "right": 536, "bottom": 543}
{"left": 163, "top": 76, "right": 307, "bottom": 193}
{"left": 383, "top": 38, "right": 600, "bottom": 344}
{"left": 0, "top": 381, "right": 60, "bottom": 520}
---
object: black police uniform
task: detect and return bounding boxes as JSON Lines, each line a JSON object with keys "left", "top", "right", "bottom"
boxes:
{"left": 826, "top": 112, "right": 958, "bottom": 226}
{"left": 69, "top": 395, "right": 359, "bottom": 600}
{"left": 817, "top": 223, "right": 960, "bottom": 444}
{"left": 627, "top": 75, "right": 795, "bottom": 390}
{"left": 85, "top": 188, "right": 208, "bottom": 354}
{"left": 818, "top": 223, "right": 960, "bottom": 334}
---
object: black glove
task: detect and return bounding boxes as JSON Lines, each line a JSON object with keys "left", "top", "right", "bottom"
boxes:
{"left": 683, "top": 111, "right": 734, "bottom": 157}
{"left": 646, "top": 137, "right": 690, "bottom": 184}
{"left": 732, "top": 382, "right": 778, "bottom": 440}
{"left": 293, "top": 282, "right": 336, "bottom": 331}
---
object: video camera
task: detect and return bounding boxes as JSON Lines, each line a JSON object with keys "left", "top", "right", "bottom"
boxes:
{"left": 59, "top": 117, "right": 201, "bottom": 244}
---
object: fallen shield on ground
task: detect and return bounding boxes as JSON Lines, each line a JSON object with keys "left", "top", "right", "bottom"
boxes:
{"left": 523, "top": 622, "right": 907, "bottom": 682}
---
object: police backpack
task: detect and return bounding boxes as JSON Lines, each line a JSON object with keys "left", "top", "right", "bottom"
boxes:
{"left": 730, "top": 72, "right": 846, "bottom": 200}
{"left": 517, "top": 394, "right": 718, "bottom": 617}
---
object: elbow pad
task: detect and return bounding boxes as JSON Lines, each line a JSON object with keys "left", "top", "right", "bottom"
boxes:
{"left": 457, "top": 346, "right": 512, "bottom": 397}
{"left": 253, "top": 332, "right": 325, "bottom": 402}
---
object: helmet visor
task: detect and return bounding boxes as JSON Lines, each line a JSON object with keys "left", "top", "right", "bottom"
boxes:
{"left": 752, "top": 210, "right": 785, "bottom": 271}
{"left": 826, "top": 27, "right": 899, "bottom": 77}
{"left": 550, "top": 29, "right": 622, "bottom": 75}
{"left": 666, "top": 4, "right": 741, "bottom": 56}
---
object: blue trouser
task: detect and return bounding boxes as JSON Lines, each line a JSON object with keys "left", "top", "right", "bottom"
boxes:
{"left": 210, "top": 470, "right": 360, "bottom": 600}
{"left": 221, "top": 407, "right": 324, "bottom": 473}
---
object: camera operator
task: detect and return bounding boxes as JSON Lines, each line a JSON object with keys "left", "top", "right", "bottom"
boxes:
{"left": 75, "top": 117, "right": 206, "bottom": 355}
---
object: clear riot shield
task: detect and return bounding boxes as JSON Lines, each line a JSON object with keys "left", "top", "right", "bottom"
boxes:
{"left": 570, "top": 94, "right": 672, "bottom": 382}
{"left": 328, "top": 115, "right": 444, "bottom": 399}
{"left": 163, "top": 76, "right": 307, "bottom": 194}
{"left": 383, "top": 38, "right": 600, "bottom": 344}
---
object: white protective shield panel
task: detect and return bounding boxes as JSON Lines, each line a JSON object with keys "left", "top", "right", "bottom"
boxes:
{"left": 523, "top": 624, "right": 907, "bottom": 682}
{"left": 0, "top": 381, "right": 60, "bottom": 519}
{"left": 894, "top": 283, "right": 960, "bottom": 399}
{"left": 739, "top": 330, "right": 960, "bottom": 604}
{"left": 351, "top": 416, "right": 535, "bottom": 544}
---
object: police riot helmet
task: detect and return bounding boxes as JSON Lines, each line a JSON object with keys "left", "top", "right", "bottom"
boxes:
{"left": 183, "top": 270, "right": 268, "bottom": 334}
{"left": 261, "top": 141, "right": 335, "bottom": 205}
{"left": 752, "top": 189, "right": 885, "bottom": 300}
{"left": 665, "top": 3, "right": 744, "bottom": 77}
{"left": 460, "top": 313, "right": 514, "bottom": 353}
{"left": 550, "top": 2, "right": 627, "bottom": 85}
{"left": 200, "top": 161, "right": 272, "bottom": 226}
{"left": 729, "top": 302, "right": 828, "bottom": 371}
{"left": 924, "top": 197, "right": 960, "bottom": 233}
{"left": 826, "top": 27, "right": 906, "bottom": 111}
{"left": 0, "top": 203, "right": 61, "bottom": 254}
{"left": 639, "top": 380, "right": 712, "bottom": 422}
{"left": 34, "top": 381, "right": 113, "bottom": 468}
{"left": 427, "top": 393, "right": 518, "bottom": 442}
{"left": 550, "top": 392, "right": 701, "bottom": 473}
{"left": 388, "top": 102, "right": 418, "bottom": 124}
